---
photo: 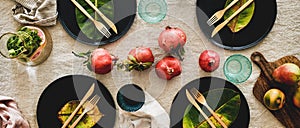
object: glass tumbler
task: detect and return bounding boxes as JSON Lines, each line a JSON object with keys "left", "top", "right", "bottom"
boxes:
{"left": 0, "top": 26, "right": 52, "bottom": 66}
{"left": 138, "top": 0, "right": 168, "bottom": 23}
{"left": 223, "top": 54, "right": 252, "bottom": 83}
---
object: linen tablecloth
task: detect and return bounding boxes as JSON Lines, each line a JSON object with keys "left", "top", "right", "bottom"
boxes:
{"left": 0, "top": 0, "right": 299, "bottom": 127}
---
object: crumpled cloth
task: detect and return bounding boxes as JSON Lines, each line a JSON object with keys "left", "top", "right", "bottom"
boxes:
{"left": 0, "top": 95, "right": 30, "bottom": 128}
{"left": 119, "top": 92, "right": 170, "bottom": 128}
{"left": 11, "top": 0, "right": 58, "bottom": 26}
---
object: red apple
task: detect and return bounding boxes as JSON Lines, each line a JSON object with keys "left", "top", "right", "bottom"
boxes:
{"left": 293, "top": 87, "right": 300, "bottom": 108}
{"left": 272, "top": 63, "right": 300, "bottom": 85}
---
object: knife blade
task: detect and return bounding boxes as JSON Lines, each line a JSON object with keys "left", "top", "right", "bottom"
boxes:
{"left": 186, "top": 89, "right": 216, "bottom": 128}
{"left": 211, "top": 0, "right": 254, "bottom": 37}
{"left": 61, "top": 83, "right": 95, "bottom": 128}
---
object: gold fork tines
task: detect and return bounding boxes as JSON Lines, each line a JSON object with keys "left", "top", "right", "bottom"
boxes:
{"left": 190, "top": 88, "right": 228, "bottom": 128}
{"left": 70, "top": 0, "right": 111, "bottom": 38}
{"left": 84, "top": 0, "right": 118, "bottom": 34}
{"left": 185, "top": 89, "right": 216, "bottom": 128}
{"left": 206, "top": 0, "right": 239, "bottom": 26}
{"left": 70, "top": 95, "right": 100, "bottom": 128}
{"left": 211, "top": 0, "right": 254, "bottom": 37}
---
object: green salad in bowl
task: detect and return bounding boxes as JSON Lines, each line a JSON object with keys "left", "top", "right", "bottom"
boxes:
{"left": 0, "top": 26, "right": 52, "bottom": 66}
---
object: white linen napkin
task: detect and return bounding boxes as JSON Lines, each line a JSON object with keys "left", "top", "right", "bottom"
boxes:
{"left": 11, "top": 0, "right": 58, "bottom": 26}
{"left": 118, "top": 92, "right": 170, "bottom": 128}
{"left": 0, "top": 95, "right": 30, "bottom": 128}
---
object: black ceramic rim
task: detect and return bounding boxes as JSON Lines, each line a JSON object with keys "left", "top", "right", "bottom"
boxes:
{"left": 36, "top": 75, "right": 116, "bottom": 128}
{"left": 170, "top": 77, "right": 250, "bottom": 128}
{"left": 196, "top": 0, "right": 277, "bottom": 50}
{"left": 57, "top": 0, "right": 136, "bottom": 46}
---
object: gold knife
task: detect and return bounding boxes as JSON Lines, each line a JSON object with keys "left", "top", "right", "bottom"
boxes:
{"left": 84, "top": 0, "right": 118, "bottom": 34}
{"left": 186, "top": 89, "right": 216, "bottom": 128}
{"left": 211, "top": 0, "right": 254, "bottom": 37}
{"left": 61, "top": 83, "right": 95, "bottom": 128}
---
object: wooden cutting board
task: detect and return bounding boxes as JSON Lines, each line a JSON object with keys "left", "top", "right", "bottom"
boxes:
{"left": 251, "top": 52, "right": 300, "bottom": 128}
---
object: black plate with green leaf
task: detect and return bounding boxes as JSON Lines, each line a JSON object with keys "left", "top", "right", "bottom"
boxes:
{"left": 196, "top": 0, "right": 276, "bottom": 50}
{"left": 37, "top": 75, "right": 116, "bottom": 128}
{"left": 57, "top": 0, "right": 136, "bottom": 45}
{"left": 170, "top": 77, "right": 250, "bottom": 128}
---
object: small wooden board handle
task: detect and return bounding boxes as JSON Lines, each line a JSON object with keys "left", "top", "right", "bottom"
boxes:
{"left": 251, "top": 52, "right": 275, "bottom": 83}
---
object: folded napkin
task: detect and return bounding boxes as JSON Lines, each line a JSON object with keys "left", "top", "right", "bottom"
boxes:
{"left": 119, "top": 92, "right": 170, "bottom": 128}
{"left": 11, "top": 0, "right": 58, "bottom": 26}
{"left": 0, "top": 95, "right": 30, "bottom": 128}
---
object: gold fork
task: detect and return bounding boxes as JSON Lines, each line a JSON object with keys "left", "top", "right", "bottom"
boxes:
{"left": 211, "top": 0, "right": 254, "bottom": 37}
{"left": 207, "top": 0, "right": 239, "bottom": 26}
{"left": 70, "top": 95, "right": 100, "bottom": 128}
{"left": 70, "top": 0, "right": 111, "bottom": 38}
{"left": 186, "top": 89, "right": 216, "bottom": 128}
{"left": 190, "top": 88, "right": 228, "bottom": 128}
{"left": 84, "top": 0, "right": 118, "bottom": 34}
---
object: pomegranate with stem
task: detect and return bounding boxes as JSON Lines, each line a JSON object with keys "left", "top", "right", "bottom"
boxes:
{"left": 117, "top": 46, "right": 154, "bottom": 71}
{"left": 155, "top": 56, "right": 182, "bottom": 80}
{"left": 158, "top": 26, "right": 187, "bottom": 60}
{"left": 73, "top": 48, "right": 118, "bottom": 74}
{"left": 199, "top": 50, "right": 220, "bottom": 72}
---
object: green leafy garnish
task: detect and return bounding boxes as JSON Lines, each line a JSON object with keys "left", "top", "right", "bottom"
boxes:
{"left": 183, "top": 88, "right": 241, "bottom": 128}
{"left": 7, "top": 27, "right": 41, "bottom": 58}
{"left": 75, "top": 0, "right": 114, "bottom": 40}
{"left": 224, "top": 0, "right": 255, "bottom": 33}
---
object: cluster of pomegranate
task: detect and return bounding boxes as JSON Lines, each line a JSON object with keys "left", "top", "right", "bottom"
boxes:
{"left": 74, "top": 26, "right": 221, "bottom": 80}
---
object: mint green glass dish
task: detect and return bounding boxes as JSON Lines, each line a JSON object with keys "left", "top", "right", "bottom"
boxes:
{"left": 138, "top": 0, "right": 167, "bottom": 23}
{"left": 223, "top": 54, "right": 252, "bottom": 83}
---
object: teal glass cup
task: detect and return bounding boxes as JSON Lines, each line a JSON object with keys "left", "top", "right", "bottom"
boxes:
{"left": 138, "top": 0, "right": 168, "bottom": 23}
{"left": 223, "top": 54, "right": 252, "bottom": 83}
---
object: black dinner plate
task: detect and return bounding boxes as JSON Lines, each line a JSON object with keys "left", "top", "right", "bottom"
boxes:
{"left": 196, "top": 0, "right": 277, "bottom": 50}
{"left": 57, "top": 0, "right": 136, "bottom": 45}
{"left": 37, "top": 75, "right": 116, "bottom": 128}
{"left": 170, "top": 77, "right": 250, "bottom": 128}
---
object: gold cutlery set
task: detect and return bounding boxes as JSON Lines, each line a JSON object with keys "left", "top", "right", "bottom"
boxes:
{"left": 210, "top": 0, "right": 254, "bottom": 37}
{"left": 70, "top": 0, "right": 117, "bottom": 38}
{"left": 61, "top": 84, "right": 100, "bottom": 128}
{"left": 186, "top": 88, "right": 228, "bottom": 128}
{"left": 71, "top": 0, "right": 254, "bottom": 39}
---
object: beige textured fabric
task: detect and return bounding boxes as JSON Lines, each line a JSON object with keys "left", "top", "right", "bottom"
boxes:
{"left": 0, "top": 0, "right": 299, "bottom": 127}
{"left": 12, "top": 0, "right": 57, "bottom": 26}
{"left": 0, "top": 95, "right": 30, "bottom": 128}
{"left": 119, "top": 92, "right": 169, "bottom": 128}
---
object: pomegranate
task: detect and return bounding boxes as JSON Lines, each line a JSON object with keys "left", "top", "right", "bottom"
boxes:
{"left": 128, "top": 47, "right": 154, "bottom": 63}
{"left": 199, "top": 50, "right": 220, "bottom": 72}
{"left": 73, "top": 48, "right": 118, "bottom": 74}
{"left": 272, "top": 63, "right": 300, "bottom": 86}
{"left": 155, "top": 56, "right": 182, "bottom": 80}
{"left": 158, "top": 26, "right": 187, "bottom": 60}
{"left": 118, "top": 47, "right": 154, "bottom": 71}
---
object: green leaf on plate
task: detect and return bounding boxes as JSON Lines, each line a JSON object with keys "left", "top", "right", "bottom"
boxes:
{"left": 75, "top": 0, "right": 114, "bottom": 40}
{"left": 183, "top": 88, "right": 241, "bottom": 128}
{"left": 58, "top": 100, "right": 103, "bottom": 128}
{"left": 223, "top": 0, "right": 255, "bottom": 33}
